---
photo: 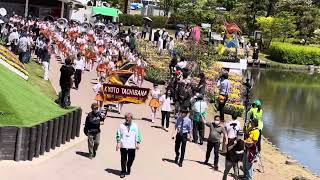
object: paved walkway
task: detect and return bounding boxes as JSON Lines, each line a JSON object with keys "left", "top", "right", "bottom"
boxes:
{"left": 0, "top": 56, "right": 232, "bottom": 180}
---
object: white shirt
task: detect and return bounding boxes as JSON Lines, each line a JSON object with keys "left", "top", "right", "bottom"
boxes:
{"left": 192, "top": 100, "right": 208, "bottom": 113}
{"left": 74, "top": 59, "right": 85, "bottom": 70}
{"left": 160, "top": 94, "right": 172, "bottom": 112}
{"left": 18, "top": 37, "right": 30, "bottom": 52}
{"left": 225, "top": 120, "right": 241, "bottom": 139}
{"left": 151, "top": 89, "right": 161, "bottom": 99}
{"left": 177, "top": 61, "right": 187, "bottom": 69}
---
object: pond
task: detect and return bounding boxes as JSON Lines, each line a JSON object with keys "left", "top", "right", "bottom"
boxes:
{"left": 250, "top": 69, "right": 320, "bottom": 175}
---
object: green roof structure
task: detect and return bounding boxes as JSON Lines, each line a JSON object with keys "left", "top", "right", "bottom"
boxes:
{"left": 92, "top": 7, "right": 119, "bottom": 17}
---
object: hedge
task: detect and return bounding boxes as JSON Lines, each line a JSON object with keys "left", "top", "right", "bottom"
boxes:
{"left": 119, "top": 14, "right": 175, "bottom": 29}
{"left": 145, "top": 66, "right": 169, "bottom": 85}
{"left": 268, "top": 42, "right": 320, "bottom": 66}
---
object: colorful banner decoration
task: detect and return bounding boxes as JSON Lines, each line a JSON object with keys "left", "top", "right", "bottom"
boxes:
{"left": 103, "top": 84, "right": 150, "bottom": 104}
{"left": 0, "top": 45, "right": 29, "bottom": 80}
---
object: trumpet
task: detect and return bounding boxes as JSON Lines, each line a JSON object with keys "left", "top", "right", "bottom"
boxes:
{"left": 81, "top": 22, "right": 91, "bottom": 33}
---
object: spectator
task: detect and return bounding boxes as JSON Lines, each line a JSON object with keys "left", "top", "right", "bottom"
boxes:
{"left": 202, "top": 115, "right": 228, "bottom": 171}
{"left": 192, "top": 94, "right": 207, "bottom": 145}
{"left": 59, "top": 58, "right": 75, "bottom": 108}
{"left": 159, "top": 89, "right": 172, "bottom": 131}
{"left": 217, "top": 72, "right": 231, "bottom": 122}
{"left": 42, "top": 38, "right": 51, "bottom": 80}
{"left": 17, "top": 32, "right": 30, "bottom": 63}
{"left": 84, "top": 103, "right": 105, "bottom": 159}
{"left": 172, "top": 109, "right": 192, "bottom": 167}
{"left": 222, "top": 130, "right": 244, "bottom": 180}
{"left": 116, "top": 113, "right": 141, "bottom": 178}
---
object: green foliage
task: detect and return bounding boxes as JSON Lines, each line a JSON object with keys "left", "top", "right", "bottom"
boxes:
{"left": 145, "top": 67, "right": 169, "bottom": 85}
{"left": 268, "top": 42, "right": 320, "bottom": 65}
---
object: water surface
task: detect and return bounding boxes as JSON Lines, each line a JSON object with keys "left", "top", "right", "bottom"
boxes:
{"left": 251, "top": 69, "right": 320, "bottom": 175}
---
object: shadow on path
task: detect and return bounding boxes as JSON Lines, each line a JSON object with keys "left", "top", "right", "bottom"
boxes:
{"left": 162, "top": 158, "right": 177, "bottom": 165}
{"left": 75, "top": 151, "right": 90, "bottom": 158}
{"left": 105, "top": 168, "right": 121, "bottom": 176}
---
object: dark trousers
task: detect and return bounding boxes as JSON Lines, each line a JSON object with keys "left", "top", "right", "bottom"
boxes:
{"left": 120, "top": 148, "right": 136, "bottom": 174}
{"left": 175, "top": 133, "right": 188, "bottom": 164}
{"left": 19, "top": 52, "right": 29, "bottom": 63}
{"left": 74, "top": 69, "right": 82, "bottom": 89}
{"left": 218, "top": 95, "right": 228, "bottom": 122}
{"left": 192, "top": 120, "right": 204, "bottom": 143}
{"left": 61, "top": 87, "right": 70, "bottom": 108}
{"left": 163, "top": 40, "right": 167, "bottom": 49}
{"left": 257, "top": 130, "right": 262, "bottom": 152}
{"left": 205, "top": 141, "right": 220, "bottom": 167}
{"left": 161, "top": 111, "right": 170, "bottom": 128}
{"left": 141, "top": 31, "right": 146, "bottom": 39}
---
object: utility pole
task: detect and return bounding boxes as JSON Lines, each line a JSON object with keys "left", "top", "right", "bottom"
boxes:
{"left": 24, "top": 0, "right": 29, "bottom": 18}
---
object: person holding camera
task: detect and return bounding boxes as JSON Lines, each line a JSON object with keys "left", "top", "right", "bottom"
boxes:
{"left": 84, "top": 103, "right": 105, "bottom": 159}
{"left": 59, "top": 58, "right": 75, "bottom": 108}
{"left": 172, "top": 109, "right": 192, "bottom": 167}
{"left": 202, "top": 115, "right": 228, "bottom": 171}
{"left": 222, "top": 130, "right": 244, "bottom": 180}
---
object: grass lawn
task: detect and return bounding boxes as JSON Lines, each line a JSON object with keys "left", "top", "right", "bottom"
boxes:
{"left": 0, "top": 61, "right": 72, "bottom": 127}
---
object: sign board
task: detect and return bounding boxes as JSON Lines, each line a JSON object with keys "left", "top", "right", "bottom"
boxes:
{"left": 103, "top": 84, "right": 150, "bottom": 104}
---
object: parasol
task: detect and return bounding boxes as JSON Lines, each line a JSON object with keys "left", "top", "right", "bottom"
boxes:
{"left": 143, "top": 17, "right": 152, "bottom": 22}
{"left": 176, "top": 24, "right": 185, "bottom": 28}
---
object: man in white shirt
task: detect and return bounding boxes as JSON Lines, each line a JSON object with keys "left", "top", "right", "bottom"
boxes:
{"left": 18, "top": 33, "right": 30, "bottom": 63}
{"left": 73, "top": 53, "right": 85, "bottom": 89}
{"left": 225, "top": 114, "right": 241, "bottom": 139}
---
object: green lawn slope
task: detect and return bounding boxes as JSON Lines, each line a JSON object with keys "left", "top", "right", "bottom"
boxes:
{"left": 0, "top": 63, "right": 70, "bottom": 127}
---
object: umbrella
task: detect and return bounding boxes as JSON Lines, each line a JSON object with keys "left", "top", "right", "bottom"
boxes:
{"left": 143, "top": 17, "right": 152, "bottom": 22}
{"left": 176, "top": 24, "right": 185, "bottom": 28}
{"left": 44, "top": 15, "right": 54, "bottom": 22}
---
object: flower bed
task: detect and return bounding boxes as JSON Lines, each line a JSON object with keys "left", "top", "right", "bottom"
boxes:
{"left": 137, "top": 40, "right": 244, "bottom": 116}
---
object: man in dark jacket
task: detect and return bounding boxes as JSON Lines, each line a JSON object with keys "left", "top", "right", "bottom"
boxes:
{"left": 59, "top": 58, "right": 75, "bottom": 108}
{"left": 84, "top": 103, "right": 105, "bottom": 159}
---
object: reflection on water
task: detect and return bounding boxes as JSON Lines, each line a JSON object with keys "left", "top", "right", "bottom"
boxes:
{"left": 251, "top": 69, "right": 320, "bottom": 175}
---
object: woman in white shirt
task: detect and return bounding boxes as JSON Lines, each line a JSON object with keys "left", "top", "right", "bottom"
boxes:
{"left": 159, "top": 90, "right": 172, "bottom": 131}
{"left": 149, "top": 84, "right": 161, "bottom": 123}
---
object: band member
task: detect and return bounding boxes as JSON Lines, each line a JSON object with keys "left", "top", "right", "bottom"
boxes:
{"left": 93, "top": 76, "right": 106, "bottom": 112}
{"left": 96, "top": 52, "right": 108, "bottom": 79}
{"left": 149, "top": 83, "right": 161, "bottom": 123}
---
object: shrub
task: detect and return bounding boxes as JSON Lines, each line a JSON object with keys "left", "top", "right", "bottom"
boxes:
{"left": 145, "top": 67, "right": 169, "bottom": 85}
{"left": 268, "top": 42, "right": 320, "bottom": 65}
